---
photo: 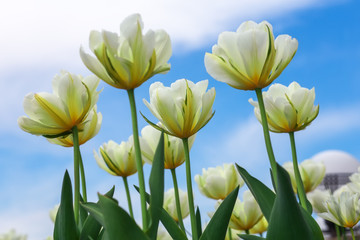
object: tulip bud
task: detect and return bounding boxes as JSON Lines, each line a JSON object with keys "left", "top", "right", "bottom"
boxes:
{"left": 283, "top": 159, "right": 325, "bottom": 193}
{"left": 80, "top": 14, "right": 171, "bottom": 90}
{"left": 249, "top": 82, "right": 319, "bottom": 133}
{"left": 249, "top": 216, "right": 268, "bottom": 235}
{"left": 94, "top": 137, "right": 140, "bottom": 177}
{"left": 195, "top": 163, "right": 244, "bottom": 200}
{"left": 143, "top": 79, "right": 215, "bottom": 138}
{"left": 228, "top": 190, "right": 263, "bottom": 231}
{"left": 307, "top": 189, "right": 331, "bottom": 213}
{"left": 163, "top": 188, "right": 189, "bottom": 221}
{"left": 205, "top": 21, "right": 297, "bottom": 90}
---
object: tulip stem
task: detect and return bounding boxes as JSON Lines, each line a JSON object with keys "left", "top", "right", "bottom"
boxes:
{"left": 245, "top": 230, "right": 249, "bottom": 234}
{"left": 335, "top": 225, "right": 341, "bottom": 240}
{"left": 351, "top": 228, "right": 355, "bottom": 240}
{"left": 72, "top": 126, "right": 80, "bottom": 225}
{"left": 122, "top": 176, "right": 134, "bottom": 219}
{"left": 289, "top": 132, "right": 308, "bottom": 212}
{"left": 127, "top": 89, "right": 148, "bottom": 230}
{"left": 79, "top": 154, "right": 87, "bottom": 202}
{"left": 255, "top": 88, "right": 278, "bottom": 188}
{"left": 182, "top": 138, "right": 198, "bottom": 240}
{"left": 170, "top": 168, "right": 186, "bottom": 232}
{"left": 228, "top": 228, "right": 232, "bottom": 239}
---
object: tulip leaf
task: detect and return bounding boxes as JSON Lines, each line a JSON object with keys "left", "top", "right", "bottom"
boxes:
{"left": 147, "top": 132, "right": 165, "bottom": 239}
{"left": 140, "top": 112, "right": 175, "bottom": 137}
{"left": 81, "top": 202, "right": 105, "bottom": 227}
{"left": 54, "top": 170, "right": 79, "bottom": 240}
{"left": 98, "top": 194, "right": 150, "bottom": 240}
{"left": 236, "top": 164, "right": 275, "bottom": 221}
{"left": 266, "top": 164, "right": 316, "bottom": 240}
{"left": 238, "top": 235, "right": 265, "bottom": 240}
{"left": 200, "top": 186, "right": 239, "bottom": 240}
{"left": 43, "top": 130, "right": 72, "bottom": 139}
{"left": 196, "top": 207, "right": 202, "bottom": 239}
{"left": 134, "top": 186, "right": 187, "bottom": 240}
{"left": 300, "top": 207, "right": 324, "bottom": 240}
{"left": 80, "top": 187, "right": 115, "bottom": 240}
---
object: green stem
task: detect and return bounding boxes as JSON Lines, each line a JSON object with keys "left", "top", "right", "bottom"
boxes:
{"left": 245, "top": 229, "right": 249, "bottom": 235}
{"left": 123, "top": 176, "right": 134, "bottom": 219}
{"left": 289, "top": 132, "right": 308, "bottom": 211}
{"left": 127, "top": 89, "right": 148, "bottom": 230}
{"left": 182, "top": 138, "right": 198, "bottom": 240}
{"left": 79, "top": 153, "right": 87, "bottom": 202}
{"left": 72, "top": 126, "right": 80, "bottom": 225}
{"left": 255, "top": 88, "right": 278, "bottom": 188}
{"left": 342, "top": 227, "right": 346, "bottom": 240}
{"left": 351, "top": 227, "right": 355, "bottom": 240}
{"left": 228, "top": 228, "right": 232, "bottom": 240}
{"left": 336, "top": 225, "right": 341, "bottom": 240}
{"left": 170, "top": 168, "right": 186, "bottom": 232}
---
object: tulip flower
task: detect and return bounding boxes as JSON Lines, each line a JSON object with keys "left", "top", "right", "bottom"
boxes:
{"left": 143, "top": 79, "right": 215, "bottom": 139}
{"left": 195, "top": 163, "right": 244, "bottom": 200}
{"left": 18, "top": 71, "right": 100, "bottom": 137}
{"left": 94, "top": 138, "right": 139, "bottom": 177}
{"left": 249, "top": 82, "right": 319, "bottom": 133}
{"left": 49, "top": 204, "right": 60, "bottom": 223}
{"left": 80, "top": 13, "right": 171, "bottom": 90}
{"left": 228, "top": 190, "right": 263, "bottom": 231}
{"left": 249, "top": 216, "right": 268, "bottom": 235}
{"left": 307, "top": 189, "right": 331, "bottom": 213}
{"left": 318, "top": 191, "right": 360, "bottom": 228}
{"left": 348, "top": 167, "right": 360, "bottom": 193}
{"left": 94, "top": 137, "right": 141, "bottom": 218}
{"left": 0, "top": 230, "right": 27, "bottom": 240}
{"left": 205, "top": 21, "right": 298, "bottom": 91}
{"left": 47, "top": 107, "right": 102, "bottom": 147}
{"left": 163, "top": 188, "right": 190, "bottom": 222}
{"left": 140, "top": 124, "right": 195, "bottom": 169}
{"left": 283, "top": 159, "right": 325, "bottom": 193}
{"left": 157, "top": 227, "right": 172, "bottom": 240}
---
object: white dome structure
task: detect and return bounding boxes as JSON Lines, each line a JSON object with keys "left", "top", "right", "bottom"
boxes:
{"left": 312, "top": 150, "right": 360, "bottom": 174}
{"left": 311, "top": 150, "right": 360, "bottom": 192}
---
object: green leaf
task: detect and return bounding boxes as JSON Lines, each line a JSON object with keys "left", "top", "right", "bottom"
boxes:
{"left": 200, "top": 186, "right": 239, "bottom": 240}
{"left": 98, "top": 194, "right": 150, "bottom": 240}
{"left": 196, "top": 207, "right": 202, "bottom": 239}
{"left": 79, "top": 195, "right": 89, "bottom": 230}
{"left": 81, "top": 202, "right": 105, "bottom": 227}
{"left": 238, "top": 235, "right": 266, "bottom": 240}
{"left": 266, "top": 164, "right": 316, "bottom": 240}
{"left": 147, "top": 132, "right": 165, "bottom": 239}
{"left": 80, "top": 186, "right": 115, "bottom": 240}
{"left": 236, "top": 164, "right": 275, "bottom": 221}
{"left": 300, "top": 207, "right": 324, "bottom": 240}
{"left": 134, "top": 186, "right": 187, "bottom": 240}
{"left": 54, "top": 170, "right": 79, "bottom": 240}
{"left": 159, "top": 208, "right": 188, "bottom": 240}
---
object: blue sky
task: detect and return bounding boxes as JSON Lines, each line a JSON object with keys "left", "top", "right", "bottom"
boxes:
{"left": 1, "top": 0, "right": 360, "bottom": 239}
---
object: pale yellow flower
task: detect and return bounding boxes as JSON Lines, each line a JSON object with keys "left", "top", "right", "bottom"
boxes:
{"left": 18, "top": 71, "right": 100, "bottom": 137}
{"left": 157, "top": 227, "right": 172, "bottom": 240}
{"left": 249, "top": 82, "right": 319, "bottom": 133}
{"left": 228, "top": 190, "right": 263, "bottom": 231}
{"left": 80, "top": 13, "right": 171, "bottom": 90}
{"left": 140, "top": 125, "right": 195, "bottom": 169}
{"left": 205, "top": 21, "right": 298, "bottom": 90}
{"left": 143, "top": 79, "right": 215, "bottom": 138}
{"left": 307, "top": 189, "right": 331, "bottom": 213}
{"left": 47, "top": 107, "right": 102, "bottom": 147}
{"left": 347, "top": 167, "right": 360, "bottom": 193}
{"left": 195, "top": 163, "right": 244, "bottom": 200}
{"left": 49, "top": 204, "right": 60, "bottom": 223}
{"left": 249, "top": 216, "right": 268, "bottom": 235}
{"left": 94, "top": 137, "right": 140, "bottom": 177}
{"left": 163, "top": 188, "right": 189, "bottom": 221}
{"left": 283, "top": 159, "right": 325, "bottom": 193}
{"left": 0, "top": 230, "right": 27, "bottom": 240}
{"left": 318, "top": 191, "right": 360, "bottom": 228}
